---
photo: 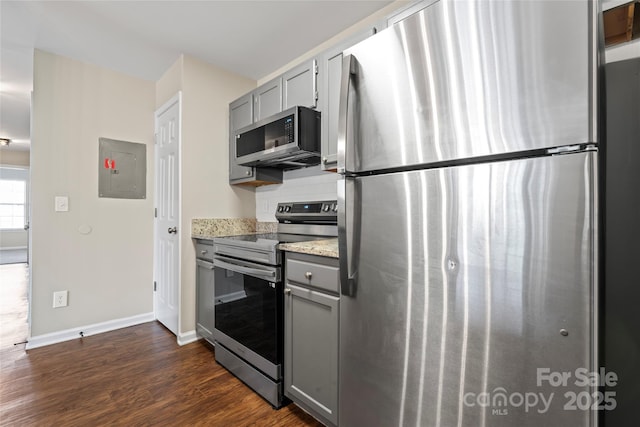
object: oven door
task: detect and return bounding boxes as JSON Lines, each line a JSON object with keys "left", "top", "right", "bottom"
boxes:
{"left": 213, "top": 255, "right": 283, "bottom": 380}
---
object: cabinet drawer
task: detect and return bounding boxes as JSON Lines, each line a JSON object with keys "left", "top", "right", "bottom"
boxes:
{"left": 195, "top": 240, "right": 214, "bottom": 262}
{"left": 286, "top": 257, "right": 338, "bottom": 294}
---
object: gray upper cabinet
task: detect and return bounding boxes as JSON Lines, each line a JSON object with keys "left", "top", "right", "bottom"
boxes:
{"left": 254, "top": 77, "right": 283, "bottom": 122}
{"left": 229, "top": 93, "right": 255, "bottom": 182}
{"left": 228, "top": 23, "right": 384, "bottom": 180}
{"left": 230, "top": 92, "right": 254, "bottom": 129}
{"left": 283, "top": 59, "right": 318, "bottom": 110}
{"left": 318, "top": 28, "right": 377, "bottom": 170}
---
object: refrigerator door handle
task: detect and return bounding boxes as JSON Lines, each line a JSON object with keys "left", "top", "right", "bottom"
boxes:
{"left": 338, "top": 177, "right": 359, "bottom": 297}
{"left": 337, "top": 54, "right": 357, "bottom": 174}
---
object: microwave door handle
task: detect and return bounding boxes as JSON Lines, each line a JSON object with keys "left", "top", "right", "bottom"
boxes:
{"left": 337, "top": 54, "right": 357, "bottom": 175}
{"left": 213, "top": 258, "right": 276, "bottom": 280}
{"left": 312, "top": 58, "right": 318, "bottom": 109}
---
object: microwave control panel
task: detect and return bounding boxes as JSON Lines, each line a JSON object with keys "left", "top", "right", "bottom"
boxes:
{"left": 284, "top": 116, "right": 294, "bottom": 144}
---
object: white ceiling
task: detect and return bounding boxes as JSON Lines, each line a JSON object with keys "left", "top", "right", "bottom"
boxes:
{"left": 0, "top": 0, "right": 395, "bottom": 152}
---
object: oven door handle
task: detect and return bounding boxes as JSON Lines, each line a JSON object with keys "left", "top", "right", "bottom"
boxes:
{"left": 213, "top": 258, "right": 277, "bottom": 280}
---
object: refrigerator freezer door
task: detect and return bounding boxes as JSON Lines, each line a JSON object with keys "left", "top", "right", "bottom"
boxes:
{"left": 339, "top": 152, "right": 597, "bottom": 427}
{"left": 340, "top": 1, "right": 595, "bottom": 174}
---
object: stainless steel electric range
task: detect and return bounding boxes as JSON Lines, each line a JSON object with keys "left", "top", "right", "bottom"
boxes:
{"left": 212, "top": 200, "right": 337, "bottom": 408}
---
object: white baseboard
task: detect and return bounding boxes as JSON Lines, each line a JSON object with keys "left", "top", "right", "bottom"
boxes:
{"left": 0, "top": 246, "right": 27, "bottom": 251}
{"left": 177, "top": 330, "right": 198, "bottom": 346}
{"left": 26, "top": 312, "right": 155, "bottom": 350}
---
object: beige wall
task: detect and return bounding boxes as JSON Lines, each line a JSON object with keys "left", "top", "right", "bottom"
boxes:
{"left": 31, "top": 50, "right": 155, "bottom": 336}
{"left": 0, "top": 150, "right": 30, "bottom": 167}
{"left": 156, "top": 54, "right": 256, "bottom": 335}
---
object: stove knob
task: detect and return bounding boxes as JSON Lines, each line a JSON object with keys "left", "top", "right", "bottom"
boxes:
{"left": 285, "top": 206, "right": 291, "bottom": 213}
{"left": 323, "top": 204, "right": 330, "bottom": 212}
{"left": 332, "top": 204, "right": 338, "bottom": 212}
{"left": 277, "top": 206, "right": 284, "bottom": 213}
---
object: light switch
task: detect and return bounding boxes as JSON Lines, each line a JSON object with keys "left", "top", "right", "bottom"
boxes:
{"left": 55, "top": 196, "right": 69, "bottom": 212}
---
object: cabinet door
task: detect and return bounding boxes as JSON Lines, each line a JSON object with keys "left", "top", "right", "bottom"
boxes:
{"left": 285, "top": 283, "right": 339, "bottom": 426}
{"left": 196, "top": 259, "right": 215, "bottom": 343}
{"left": 283, "top": 59, "right": 318, "bottom": 110}
{"left": 319, "top": 29, "right": 376, "bottom": 170}
{"left": 229, "top": 94, "right": 254, "bottom": 181}
{"left": 255, "top": 77, "right": 283, "bottom": 121}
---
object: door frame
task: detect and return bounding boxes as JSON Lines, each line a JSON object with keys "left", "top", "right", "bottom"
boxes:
{"left": 153, "top": 92, "right": 182, "bottom": 337}
{"left": 0, "top": 163, "right": 31, "bottom": 339}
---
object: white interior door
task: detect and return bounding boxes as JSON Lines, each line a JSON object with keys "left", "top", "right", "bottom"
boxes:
{"left": 154, "top": 94, "right": 181, "bottom": 335}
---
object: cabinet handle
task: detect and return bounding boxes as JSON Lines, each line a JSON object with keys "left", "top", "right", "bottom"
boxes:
{"left": 284, "top": 288, "right": 292, "bottom": 295}
{"left": 305, "top": 272, "right": 313, "bottom": 280}
{"left": 322, "top": 157, "right": 328, "bottom": 164}
{"left": 200, "top": 250, "right": 208, "bottom": 255}
{"left": 246, "top": 170, "right": 251, "bottom": 176}
{"left": 168, "top": 226, "right": 177, "bottom": 234}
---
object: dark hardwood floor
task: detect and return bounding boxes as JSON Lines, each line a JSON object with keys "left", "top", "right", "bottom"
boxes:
{"left": 0, "top": 264, "right": 322, "bottom": 426}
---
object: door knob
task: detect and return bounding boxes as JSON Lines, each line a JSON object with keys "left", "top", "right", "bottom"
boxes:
{"left": 284, "top": 288, "right": 292, "bottom": 295}
{"left": 305, "top": 272, "right": 313, "bottom": 280}
{"left": 168, "top": 226, "right": 177, "bottom": 234}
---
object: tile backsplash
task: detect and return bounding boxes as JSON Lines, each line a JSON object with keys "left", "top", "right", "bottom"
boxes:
{"left": 255, "top": 166, "right": 339, "bottom": 222}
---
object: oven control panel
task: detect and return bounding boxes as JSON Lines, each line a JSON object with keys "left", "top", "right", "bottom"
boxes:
{"left": 276, "top": 200, "right": 337, "bottom": 222}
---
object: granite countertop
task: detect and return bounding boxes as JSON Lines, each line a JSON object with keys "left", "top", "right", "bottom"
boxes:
{"left": 192, "top": 218, "right": 338, "bottom": 258}
{"left": 279, "top": 238, "right": 339, "bottom": 259}
{"left": 192, "top": 218, "right": 277, "bottom": 240}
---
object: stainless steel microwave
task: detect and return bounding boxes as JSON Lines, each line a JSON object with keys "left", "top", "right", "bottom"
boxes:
{"left": 235, "top": 106, "right": 321, "bottom": 168}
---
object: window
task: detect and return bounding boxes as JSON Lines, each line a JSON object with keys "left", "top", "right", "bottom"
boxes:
{"left": 0, "top": 179, "right": 26, "bottom": 229}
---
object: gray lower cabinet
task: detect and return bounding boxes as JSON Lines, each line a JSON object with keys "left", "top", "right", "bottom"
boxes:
{"left": 195, "top": 240, "right": 215, "bottom": 344}
{"left": 284, "top": 253, "right": 339, "bottom": 427}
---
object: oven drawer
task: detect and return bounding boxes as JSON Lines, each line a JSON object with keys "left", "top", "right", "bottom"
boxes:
{"left": 286, "top": 254, "right": 339, "bottom": 294}
{"left": 195, "top": 240, "right": 214, "bottom": 262}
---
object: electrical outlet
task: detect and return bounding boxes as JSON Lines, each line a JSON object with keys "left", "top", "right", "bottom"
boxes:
{"left": 53, "top": 290, "right": 68, "bottom": 308}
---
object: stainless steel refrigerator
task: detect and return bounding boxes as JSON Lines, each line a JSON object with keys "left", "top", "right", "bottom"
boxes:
{"left": 337, "top": 1, "right": 601, "bottom": 426}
